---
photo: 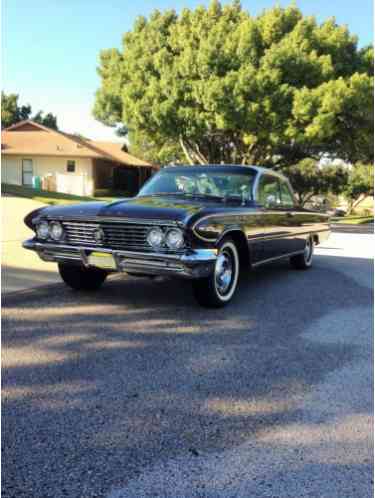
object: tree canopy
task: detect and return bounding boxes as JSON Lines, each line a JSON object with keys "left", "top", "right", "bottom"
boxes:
{"left": 1, "top": 92, "right": 58, "bottom": 130}
{"left": 94, "top": 1, "right": 373, "bottom": 166}
{"left": 285, "top": 159, "right": 348, "bottom": 206}
{"left": 33, "top": 111, "right": 58, "bottom": 130}
{"left": 1, "top": 92, "right": 31, "bottom": 129}
{"left": 344, "top": 163, "right": 374, "bottom": 212}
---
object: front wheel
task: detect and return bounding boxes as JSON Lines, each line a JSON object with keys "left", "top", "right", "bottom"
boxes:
{"left": 290, "top": 236, "right": 314, "bottom": 270}
{"left": 58, "top": 263, "right": 108, "bottom": 291}
{"left": 192, "top": 239, "right": 240, "bottom": 308}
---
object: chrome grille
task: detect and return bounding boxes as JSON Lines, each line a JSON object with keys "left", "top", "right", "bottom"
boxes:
{"left": 61, "top": 221, "right": 180, "bottom": 253}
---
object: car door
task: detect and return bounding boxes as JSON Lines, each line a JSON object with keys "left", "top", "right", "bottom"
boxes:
{"left": 255, "top": 174, "right": 288, "bottom": 260}
{"left": 280, "top": 180, "right": 323, "bottom": 252}
{"left": 278, "top": 178, "right": 303, "bottom": 253}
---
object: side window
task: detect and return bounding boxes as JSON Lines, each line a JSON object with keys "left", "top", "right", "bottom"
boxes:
{"left": 67, "top": 160, "right": 76, "bottom": 173}
{"left": 256, "top": 175, "right": 281, "bottom": 207}
{"left": 279, "top": 181, "right": 295, "bottom": 208}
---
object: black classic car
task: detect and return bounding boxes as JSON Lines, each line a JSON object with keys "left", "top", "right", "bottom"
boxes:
{"left": 23, "top": 165, "right": 330, "bottom": 307}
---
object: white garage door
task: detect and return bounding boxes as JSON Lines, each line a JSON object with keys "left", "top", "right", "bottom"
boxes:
{"left": 1, "top": 157, "right": 22, "bottom": 185}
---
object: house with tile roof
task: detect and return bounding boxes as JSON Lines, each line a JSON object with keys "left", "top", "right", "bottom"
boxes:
{"left": 1, "top": 120, "right": 156, "bottom": 196}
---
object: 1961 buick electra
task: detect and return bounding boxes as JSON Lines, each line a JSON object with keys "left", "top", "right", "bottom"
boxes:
{"left": 23, "top": 165, "right": 330, "bottom": 307}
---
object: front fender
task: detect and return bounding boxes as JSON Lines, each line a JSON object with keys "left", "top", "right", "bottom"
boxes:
{"left": 24, "top": 207, "right": 48, "bottom": 229}
{"left": 215, "top": 226, "right": 245, "bottom": 247}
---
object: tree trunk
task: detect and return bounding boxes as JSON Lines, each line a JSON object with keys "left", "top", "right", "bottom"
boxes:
{"left": 298, "top": 192, "right": 314, "bottom": 207}
{"left": 352, "top": 193, "right": 367, "bottom": 211}
{"left": 179, "top": 138, "right": 194, "bottom": 165}
{"left": 179, "top": 137, "right": 208, "bottom": 165}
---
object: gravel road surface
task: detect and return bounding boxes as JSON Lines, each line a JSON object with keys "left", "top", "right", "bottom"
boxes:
{"left": 2, "top": 231, "right": 373, "bottom": 498}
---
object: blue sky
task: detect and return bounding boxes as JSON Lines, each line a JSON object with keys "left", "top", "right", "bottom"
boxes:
{"left": 2, "top": 0, "right": 373, "bottom": 141}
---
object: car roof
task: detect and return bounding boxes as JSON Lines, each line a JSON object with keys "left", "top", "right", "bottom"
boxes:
{"left": 162, "top": 164, "right": 289, "bottom": 181}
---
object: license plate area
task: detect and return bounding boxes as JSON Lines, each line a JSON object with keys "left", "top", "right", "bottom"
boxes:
{"left": 87, "top": 251, "right": 117, "bottom": 270}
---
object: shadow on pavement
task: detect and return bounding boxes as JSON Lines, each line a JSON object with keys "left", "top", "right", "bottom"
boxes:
{"left": 2, "top": 264, "right": 60, "bottom": 295}
{"left": 2, "top": 254, "right": 373, "bottom": 498}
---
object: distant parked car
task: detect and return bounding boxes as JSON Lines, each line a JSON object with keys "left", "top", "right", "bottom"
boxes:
{"left": 23, "top": 165, "right": 330, "bottom": 307}
{"left": 327, "top": 208, "right": 347, "bottom": 217}
{"left": 333, "top": 208, "right": 347, "bottom": 217}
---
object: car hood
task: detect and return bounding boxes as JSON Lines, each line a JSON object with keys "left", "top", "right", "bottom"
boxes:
{"left": 30, "top": 196, "right": 210, "bottom": 225}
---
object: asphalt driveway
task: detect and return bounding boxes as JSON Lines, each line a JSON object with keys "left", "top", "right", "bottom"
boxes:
{"left": 2, "top": 231, "right": 373, "bottom": 498}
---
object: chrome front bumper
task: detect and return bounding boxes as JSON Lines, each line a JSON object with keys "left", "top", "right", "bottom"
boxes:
{"left": 22, "top": 239, "right": 217, "bottom": 279}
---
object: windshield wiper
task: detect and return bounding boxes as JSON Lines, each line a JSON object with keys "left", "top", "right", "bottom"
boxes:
{"left": 222, "top": 195, "right": 244, "bottom": 203}
{"left": 143, "top": 192, "right": 248, "bottom": 204}
{"left": 182, "top": 192, "right": 224, "bottom": 201}
{"left": 145, "top": 192, "right": 224, "bottom": 201}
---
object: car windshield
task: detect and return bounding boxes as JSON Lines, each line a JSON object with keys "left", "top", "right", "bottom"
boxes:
{"left": 138, "top": 167, "right": 257, "bottom": 202}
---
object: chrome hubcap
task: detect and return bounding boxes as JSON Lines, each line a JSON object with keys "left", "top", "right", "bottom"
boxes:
{"left": 215, "top": 249, "right": 233, "bottom": 295}
{"left": 304, "top": 238, "right": 312, "bottom": 262}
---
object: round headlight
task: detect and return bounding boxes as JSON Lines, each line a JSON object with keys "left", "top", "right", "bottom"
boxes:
{"left": 147, "top": 227, "right": 164, "bottom": 249}
{"left": 165, "top": 228, "right": 184, "bottom": 250}
{"left": 49, "top": 221, "right": 64, "bottom": 240}
{"left": 36, "top": 221, "right": 49, "bottom": 240}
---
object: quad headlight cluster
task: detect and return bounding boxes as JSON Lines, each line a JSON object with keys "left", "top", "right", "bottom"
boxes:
{"left": 35, "top": 221, "right": 185, "bottom": 250}
{"left": 36, "top": 221, "right": 64, "bottom": 241}
{"left": 147, "top": 227, "right": 185, "bottom": 251}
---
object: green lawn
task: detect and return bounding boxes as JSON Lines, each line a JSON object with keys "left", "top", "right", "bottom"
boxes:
{"left": 1, "top": 183, "right": 119, "bottom": 205}
{"left": 331, "top": 215, "right": 374, "bottom": 225}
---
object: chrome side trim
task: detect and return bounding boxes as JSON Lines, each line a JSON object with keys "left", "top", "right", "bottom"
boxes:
{"left": 192, "top": 210, "right": 257, "bottom": 231}
{"left": 252, "top": 250, "right": 304, "bottom": 268}
{"left": 192, "top": 211, "right": 258, "bottom": 242}
{"left": 192, "top": 209, "right": 328, "bottom": 233}
{"left": 251, "top": 228, "right": 331, "bottom": 243}
{"left": 191, "top": 208, "right": 329, "bottom": 242}
{"left": 192, "top": 211, "right": 330, "bottom": 243}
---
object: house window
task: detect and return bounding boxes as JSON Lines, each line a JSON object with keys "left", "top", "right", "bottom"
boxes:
{"left": 67, "top": 160, "right": 76, "bottom": 172}
{"left": 22, "top": 159, "right": 34, "bottom": 186}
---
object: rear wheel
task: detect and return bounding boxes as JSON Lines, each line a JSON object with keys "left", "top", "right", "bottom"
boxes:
{"left": 58, "top": 263, "right": 108, "bottom": 291}
{"left": 192, "top": 239, "right": 240, "bottom": 308}
{"left": 290, "top": 236, "right": 314, "bottom": 270}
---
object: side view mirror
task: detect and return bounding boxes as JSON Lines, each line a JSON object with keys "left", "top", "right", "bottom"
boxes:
{"left": 265, "top": 194, "right": 277, "bottom": 208}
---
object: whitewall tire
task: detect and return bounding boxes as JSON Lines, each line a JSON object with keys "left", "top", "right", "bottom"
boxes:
{"left": 290, "top": 236, "right": 314, "bottom": 270}
{"left": 192, "top": 239, "right": 240, "bottom": 307}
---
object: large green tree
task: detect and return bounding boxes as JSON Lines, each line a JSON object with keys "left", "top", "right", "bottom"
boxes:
{"left": 32, "top": 110, "right": 58, "bottom": 130}
{"left": 1, "top": 92, "right": 31, "bottom": 129}
{"left": 344, "top": 163, "right": 374, "bottom": 212}
{"left": 1, "top": 92, "right": 58, "bottom": 130}
{"left": 285, "top": 159, "right": 348, "bottom": 206}
{"left": 93, "top": 2, "right": 373, "bottom": 166}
